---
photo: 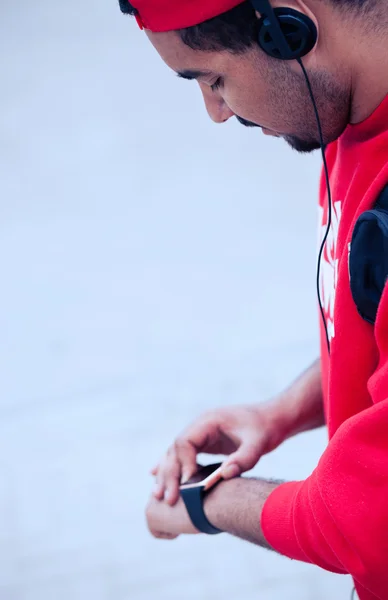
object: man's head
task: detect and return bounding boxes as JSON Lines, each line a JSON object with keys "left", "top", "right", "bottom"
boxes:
{"left": 119, "top": 0, "right": 384, "bottom": 153}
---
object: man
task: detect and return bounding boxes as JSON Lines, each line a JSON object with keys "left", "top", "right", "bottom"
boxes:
{"left": 118, "top": 1, "right": 388, "bottom": 598}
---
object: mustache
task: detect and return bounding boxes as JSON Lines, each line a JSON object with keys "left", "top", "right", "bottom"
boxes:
{"left": 235, "top": 115, "right": 261, "bottom": 128}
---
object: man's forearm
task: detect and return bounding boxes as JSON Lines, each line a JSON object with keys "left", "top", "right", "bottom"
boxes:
{"left": 267, "top": 358, "right": 324, "bottom": 446}
{"left": 203, "top": 361, "right": 323, "bottom": 544}
{"left": 203, "top": 477, "right": 282, "bottom": 548}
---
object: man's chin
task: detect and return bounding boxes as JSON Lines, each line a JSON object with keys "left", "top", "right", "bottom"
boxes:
{"left": 236, "top": 115, "right": 322, "bottom": 153}
{"left": 283, "top": 135, "right": 321, "bottom": 154}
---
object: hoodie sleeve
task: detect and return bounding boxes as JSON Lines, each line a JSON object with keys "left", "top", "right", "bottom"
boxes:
{"left": 261, "top": 292, "right": 388, "bottom": 597}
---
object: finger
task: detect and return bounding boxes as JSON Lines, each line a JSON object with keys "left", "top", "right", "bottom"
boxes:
{"left": 150, "top": 464, "right": 159, "bottom": 476}
{"left": 174, "top": 437, "right": 198, "bottom": 484}
{"left": 153, "top": 460, "right": 168, "bottom": 499}
{"left": 153, "top": 531, "right": 178, "bottom": 540}
{"left": 153, "top": 481, "right": 165, "bottom": 500}
{"left": 221, "top": 437, "right": 264, "bottom": 478}
{"left": 163, "top": 450, "right": 182, "bottom": 506}
{"left": 154, "top": 415, "right": 219, "bottom": 503}
{"left": 175, "top": 418, "right": 219, "bottom": 482}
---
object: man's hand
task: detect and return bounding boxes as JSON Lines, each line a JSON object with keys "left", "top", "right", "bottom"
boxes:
{"left": 152, "top": 359, "right": 323, "bottom": 506}
{"left": 146, "top": 495, "right": 199, "bottom": 539}
{"left": 152, "top": 402, "right": 284, "bottom": 505}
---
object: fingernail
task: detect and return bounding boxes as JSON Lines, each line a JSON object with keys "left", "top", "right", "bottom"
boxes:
{"left": 181, "top": 471, "right": 190, "bottom": 484}
{"left": 223, "top": 464, "right": 240, "bottom": 479}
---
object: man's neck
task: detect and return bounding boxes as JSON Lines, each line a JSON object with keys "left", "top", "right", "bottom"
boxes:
{"left": 349, "top": 24, "right": 388, "bottom": 124}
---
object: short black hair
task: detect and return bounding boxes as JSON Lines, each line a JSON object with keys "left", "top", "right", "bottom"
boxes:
{"left": 118, "top": 0, "right": 259, "bottom": 52}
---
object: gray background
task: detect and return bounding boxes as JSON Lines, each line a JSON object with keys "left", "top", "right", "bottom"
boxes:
{"left": 0, "top": 1, "right": 353, "bottom": 598}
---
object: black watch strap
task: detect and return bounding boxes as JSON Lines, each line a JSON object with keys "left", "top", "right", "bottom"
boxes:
{"left": 180, "top": 485, "right": 222, "bottom": 535}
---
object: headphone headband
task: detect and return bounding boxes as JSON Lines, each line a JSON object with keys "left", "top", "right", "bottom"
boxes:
{"left": 251, "top": 0, "right": 293, "bottom": 57}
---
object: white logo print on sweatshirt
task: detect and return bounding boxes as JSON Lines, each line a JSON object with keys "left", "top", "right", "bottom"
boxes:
{"left": 317, "top": 200, "right": 342, "bottom": 341}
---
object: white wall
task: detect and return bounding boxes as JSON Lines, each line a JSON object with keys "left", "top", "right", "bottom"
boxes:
{"left": 0, "top": 2, "right": 352, "bottom": 598}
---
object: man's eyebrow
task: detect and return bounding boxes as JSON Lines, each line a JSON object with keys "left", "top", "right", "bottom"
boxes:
{"left": 177, "top": 69, "right": 212, "bottom": 81}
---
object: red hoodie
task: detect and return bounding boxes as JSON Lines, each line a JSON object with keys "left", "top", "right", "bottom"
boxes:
{"left": 261, "top": 95, "right": 388, "bottom": 600}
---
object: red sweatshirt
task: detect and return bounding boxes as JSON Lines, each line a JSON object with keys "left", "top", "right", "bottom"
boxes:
{"left": 261, "top": 95, "right": 388, "bottom": 600}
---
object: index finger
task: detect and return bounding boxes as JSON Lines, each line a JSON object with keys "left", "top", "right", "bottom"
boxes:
{"left": 175, "top": 417, "right": 219, "bottom": 482}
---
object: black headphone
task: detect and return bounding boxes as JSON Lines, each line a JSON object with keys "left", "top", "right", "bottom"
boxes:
{"left": 249, "top": 0, "right": 333, "bottom": 354}
{"left": 250, "top": 0, "right": 317, "bottom": 60}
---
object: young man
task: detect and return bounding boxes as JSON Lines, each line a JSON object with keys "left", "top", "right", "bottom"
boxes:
{"left": 119, "top": 1, "right": 388, "bottom": 598}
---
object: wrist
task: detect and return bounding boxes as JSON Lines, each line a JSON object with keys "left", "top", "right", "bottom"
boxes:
{"left": 202, "top": 478, "right": 235, "bottom": 532}
{"left": 262, "top": 359, "right": 324, "bottom": 443}
{"left": 266, "top": 392, "right": 308, "bottom": 442}
{"left": 261, "top": 396, "right": 297, "bottom": 447}
{"left": 203, "top": 477, "right": 279, "bottom": 547}
{"left": 249, "top": 396, "right": 299, "bottom": 453}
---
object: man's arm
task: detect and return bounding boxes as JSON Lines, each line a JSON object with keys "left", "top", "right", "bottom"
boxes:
{"left": 203, "top": 476, "right": 281, "bottom": 549}
{"left": 201, "top": 359, "right": 324, "bottom": 548}
{"left": 146, "top": 473, "right": 283, "bottom": 546}
{"left": 269, "top": 358, "right": 324, "bottom": 444}
{"left": 147, "top": 289, "right": 388, "bottom": 599}
{"left": 153, "top": 358, "right": 324, "bottom": 505}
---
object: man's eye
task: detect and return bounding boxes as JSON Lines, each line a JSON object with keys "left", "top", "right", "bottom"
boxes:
{"left": 211, "top": 77, "right": 223, "bottom": 92}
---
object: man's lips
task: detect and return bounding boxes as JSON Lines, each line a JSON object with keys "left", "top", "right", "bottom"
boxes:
{"left": 235, "top": 115, "right": 280, "bottom": 137}
{"left": 262, "top": 127, "right": 280, "bottom": 137}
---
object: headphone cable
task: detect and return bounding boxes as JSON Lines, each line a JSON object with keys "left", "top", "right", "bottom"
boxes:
{"left": 297, "top": 58, "right": 332, "bottom": 355}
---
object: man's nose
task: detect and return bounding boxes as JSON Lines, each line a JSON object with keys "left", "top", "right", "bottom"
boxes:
{"left": 199, "top": 84, "right": 234, "bottom": 124}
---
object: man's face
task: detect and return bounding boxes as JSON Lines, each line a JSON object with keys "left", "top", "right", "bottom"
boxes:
{"left": 146, "top": 29, "right": 351, "bottom": 152}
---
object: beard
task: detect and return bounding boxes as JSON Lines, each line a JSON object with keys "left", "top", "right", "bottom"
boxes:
{"left": 283, "top": 135, "right": 322, "bottom": 153}
{"left": 235, "top": 62, "right": 350, "bottom": 154}
{"left": 236, "top": 114, "right": 324, "bottom": 154}
{"left": 281, "top": 68, "right": 350, "bottom": 153}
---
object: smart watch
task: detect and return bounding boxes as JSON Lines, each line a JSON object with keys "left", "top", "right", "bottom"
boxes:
{"left": 179, "top": 463, "right": 224, "bottom": 535}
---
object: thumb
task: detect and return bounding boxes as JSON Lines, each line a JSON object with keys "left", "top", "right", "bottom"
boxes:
{"left": 221, "top": 439, "right": 263, "bottom": 479}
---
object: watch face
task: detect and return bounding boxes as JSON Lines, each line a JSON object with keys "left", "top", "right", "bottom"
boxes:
{"left": 180, "top": 463, "right": 223, "bottom": 491}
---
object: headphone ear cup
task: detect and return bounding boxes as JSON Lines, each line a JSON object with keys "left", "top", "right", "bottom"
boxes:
{"left": 258, "top": 7, "right": 317, "bottom": 60}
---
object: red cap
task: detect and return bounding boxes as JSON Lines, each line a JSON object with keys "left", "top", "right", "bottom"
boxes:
{"left": 130, "top": 0, "right": 245, "bottom": 32}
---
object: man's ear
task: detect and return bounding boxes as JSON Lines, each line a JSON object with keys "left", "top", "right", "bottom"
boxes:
{"left": 254, "top": 0, "right": 319, "bottom": 60}
{"left": 272, "top": 0, "right": 319, "bottom": 41}
{"left": 254, "top": 0, "right": 319, "bottom": 33}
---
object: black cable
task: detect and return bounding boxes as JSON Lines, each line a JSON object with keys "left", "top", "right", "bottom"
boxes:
{"left": 297, "top": 57, "right": 332, "bottom": 355}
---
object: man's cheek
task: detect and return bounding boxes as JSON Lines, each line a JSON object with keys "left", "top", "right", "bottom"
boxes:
{"left": 226, "top": 91, "right": 257, "bottom": 122}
